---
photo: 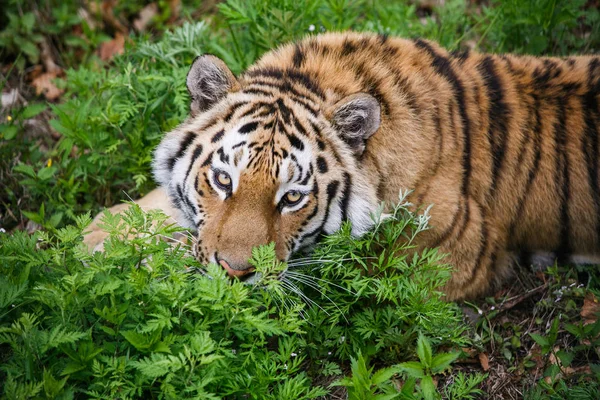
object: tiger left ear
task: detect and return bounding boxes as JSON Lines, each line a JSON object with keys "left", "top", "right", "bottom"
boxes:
{"left": 330, "top": 93, "right": 381, "bottom": 156}
{"left": 186, "top": 55, "right": 240, "bottom": 117}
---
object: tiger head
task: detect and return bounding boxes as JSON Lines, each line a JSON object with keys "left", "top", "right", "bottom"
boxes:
{"left": 153, "top": 54, "right": 381, "bottom": 279}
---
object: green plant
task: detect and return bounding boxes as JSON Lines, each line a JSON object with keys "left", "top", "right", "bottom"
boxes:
{"left": 477, "top": 0, "right": 599, "bottom": 54}
{"left": 396, "top": 333, "right": 460, "bottom": 400}
{"left": 443, "top": 372, "right": 486, "bottom": 400}
{"left": 0, "top": 11, "right": 44, "bottom": 70}
{"left": 0, "top": 194, "right": 468, "bottom": 398}
{"left": 331, "top": 352, "right": 402, "bottom": 399}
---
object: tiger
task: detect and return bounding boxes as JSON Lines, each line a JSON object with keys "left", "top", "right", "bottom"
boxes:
{"left": 84, "top": 31, "right": 600, "bottom": 301}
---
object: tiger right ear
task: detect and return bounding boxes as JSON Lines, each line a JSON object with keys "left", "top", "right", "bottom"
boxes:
{"left": 186, "top": 55, "right": 240, "bottom": 116}
{"left": 330, "top": 93, "right": 381, "bottom": 157}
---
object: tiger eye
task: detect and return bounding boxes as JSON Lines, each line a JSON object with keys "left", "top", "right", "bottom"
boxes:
{"left": 285, "top": 191, "right": 303, "bottom": 205}
{"left": 216, "top": 171, "right": 231, "bottom": 188}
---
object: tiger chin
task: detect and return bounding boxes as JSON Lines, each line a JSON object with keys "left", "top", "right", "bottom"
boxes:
{"left": 84, "top": 31, "right": 600, "bottom": 301}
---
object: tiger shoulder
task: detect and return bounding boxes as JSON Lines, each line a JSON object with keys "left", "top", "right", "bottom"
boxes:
{"left": 86, "top": 31, "right": 600, "bottom": 301}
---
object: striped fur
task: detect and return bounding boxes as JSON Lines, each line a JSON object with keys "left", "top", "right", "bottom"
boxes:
{"left": 147, "top": 32, "right": 599, "bottom": 299}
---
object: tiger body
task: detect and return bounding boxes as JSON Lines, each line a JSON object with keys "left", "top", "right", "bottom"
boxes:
{"left": 87, "top": 32, "right": 600, "bottom": 300}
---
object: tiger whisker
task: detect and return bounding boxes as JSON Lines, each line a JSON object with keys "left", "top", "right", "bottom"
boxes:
{"left": 285, "top": 275, "right": 348, "bottom": 323}
{"left": 285, "top": 271, "right": 355, "bottom": 294}
{"left": 155, "top": 234, "right": 192, "bottom": 249}
{"left": 286, "top": 257, "right": 372, "bottom": 268}
{"left": 275, "top": 287, "right": 308, "bottom": 321}
{"left": 280, "top": 279, "right": 329, "bottom": 316}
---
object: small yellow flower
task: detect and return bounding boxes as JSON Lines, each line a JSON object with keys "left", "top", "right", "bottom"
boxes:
{"left": 47, "top": 159, "right": 52, "bottom": 167}
{"left": 6, "top": 115, "right": 12, "bottom": 122}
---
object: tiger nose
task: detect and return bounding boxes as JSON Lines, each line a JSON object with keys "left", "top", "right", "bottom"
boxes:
{"left": 217, "top": 257, "right": 255, "bottom": 278}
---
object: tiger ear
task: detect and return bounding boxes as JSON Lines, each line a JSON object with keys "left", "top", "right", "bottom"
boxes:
{"left": 330, "top": 93, "right": 381, "bottom": 156}
{"left": 187, "top": 55, "right": 240, "bottom": 116}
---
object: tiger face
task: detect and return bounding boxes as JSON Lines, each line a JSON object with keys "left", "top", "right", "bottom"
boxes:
{"left": 153, "top": 55, "right": 381, "bottom": 279}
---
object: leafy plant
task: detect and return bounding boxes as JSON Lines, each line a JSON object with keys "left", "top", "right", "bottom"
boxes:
{"left": 0, "top": 194, "right": 467, "bottom": 398}
{"left": 331, "top": 352, "right": 402, "bottom": 399}
{"left": 396, "top": 333, "right": 460, "bottom": 400}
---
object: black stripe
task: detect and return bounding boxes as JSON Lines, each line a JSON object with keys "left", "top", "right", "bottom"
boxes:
{"left": 451, "top": 48, "right": 470, "bottom": 63}
{"left": 340, "top": 172, "right": 352, "bottom": 222}
{"left": 239, "top": 122, "right": 259, "bottom": 134}
{"left": 341, "top": 39, "right": 356, "bottom": 56}
{"left": 378, "top": 33, "right": 389, "bottom": 44}
{"left": 286, "top": 69, "right": 326, "bottom": 99}
{"left": 246, "top": 68, "right": 325, "bottom": 99}
{"left": 167, "top": 131, "right": 196, "bottom": 171}
{"left": 246, "top": 81, "right": 317, "bottom": 104}
{"left": 293, "top": 118, "right": 308, "bottom": 136}
{"left": 211, "top": 129, "right": 225, "bottom": 143}
{"left": 176, "top": 184, "right": 197, "bottom": 216}
{"left": 414, "top": 39, "right": 472, "bottom": 197}
{"left": 289, "top": 96, "right": 319, "bottom": 117}
{"left": 299, "top": 180, "right": 339, "bottom": 241}
{"left": 232, "top": 140, "right": 247, "bottom": 150}
{"left": 223, "top": 101, "right": 249, "bottom": 123}
{"left": 532, "top": 59, "right": 563, "bottom": 91}
{"left": 352, "top": 62, "right": 390, "bottom": 115}
{"left": 432, "top": 201, "right": 465, "bottom": 247}
{"left": 243, "top": 88, "right": 274, "bottom": 97}
{"left": 293, "top": 44, "right": 304, "bottom": 68}
{"left": 217, "top": 147, "right": 229, "bottom": 164}
{"left": 194, "top": 175, "right": 204, "bottom": 197}
{"left": 287, "top": 133, "right": 304, "bottom": 150}
{"left": 302, "top": 181, "right": 321, "bottom": 225}
{"left": 316, "top": 156, "right": 328, "bottom": 173}
{"left": 276, "top": 98, "right": 292, "bottom": 124}
{"left": 240, "top": 102, "right": 275, "bottom": 119}
{"left": 468, "top": 221, "right": 489, "bottom": 285}
{"left": 201, "top": 151, "right": 213, "bottom": 167}
{"left": 477, "top": 56, "right": 509, "bottom": 195}
{"left": 203, "top": 172, "right": 216, "bottom": 195}
{"left": 299, "top": 168, "right": 312, "bottom": 185}
{"left": 184, "top": 144, "right": 203, "bottom": 183}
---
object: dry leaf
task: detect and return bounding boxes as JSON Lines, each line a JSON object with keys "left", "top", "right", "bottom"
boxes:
{"left": 31, "top": 71, "right": 64, "bottom": 101}
{"left": 134, "top": 3, "right": 158, "bottom": 32}
{"left": 581, "top": 292, "right": 600, "bottom": 325}
{"left": 478, "top": 352, "right": 490, "bottom": 371}
{"left": 99, "top": 33, "right": 125, "bottom": 61}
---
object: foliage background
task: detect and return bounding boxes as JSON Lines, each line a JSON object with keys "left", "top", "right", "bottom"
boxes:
{"left": 1, "top": 0, "right": 600, "bottom": 399}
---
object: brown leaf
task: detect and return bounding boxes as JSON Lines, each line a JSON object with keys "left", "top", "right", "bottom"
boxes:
{"left": 582, "top": 292, "right": 600, "bottom": 325}
{"left": 27, "top": 65, "right": 44, "bottom": 81}
{"left": 31, "top": 71, "right": 64, "bottom": 101}
{"left": 99, "top": 33, "right": 125, "bottom": 61}
{"left": 134, "top": 3, "right": 158, "bottom": 32}
{"left": 478, "top": 352, "right": 490, "bottom": 371}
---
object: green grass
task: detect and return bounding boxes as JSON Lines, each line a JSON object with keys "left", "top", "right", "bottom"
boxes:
{"left": 2, "top": 0, "right": 600, "bottom": 398}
